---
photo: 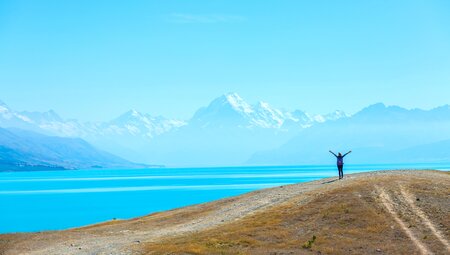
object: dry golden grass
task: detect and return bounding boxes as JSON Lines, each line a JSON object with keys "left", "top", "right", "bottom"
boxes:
{"left": 143, "top": 175, "right": 449, "bottom": 255}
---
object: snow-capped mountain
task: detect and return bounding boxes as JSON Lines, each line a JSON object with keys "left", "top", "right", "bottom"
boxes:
{"left": 2, "top": 95, "right": 450, "bottom": 167}
{"left": 0, "top": 93, "right": 348, "bottom": 165}
{"left": 99, "top": 109, "right": 186, "bottom": 139}
{"left": 0, "top": 93, "right": 345, "bottom": 142}
{"left": 190, "top": 93, "right": 347, "bottom": 130}
{"left": 0, "top": 100, "right": 12, "bottom": 115}
{"left": 253, "top": 101, "right": 285, "bottom": 128}
{"left": 0, "top": 101, "right": 45, "bottom": 131}
{"left": 0, "top": 100, "right": 85, "bottom": 137}
{"left": 0, "top": 100, "right": 185, "bottom": 140}
{"left": 141, "top": 93, "right": 349, "bottom": 166}
{"left": 20, "top": 110, "right": 63, "bottom": 123}
{"left": 190, "top": 93, "right": 255, "bottom": 128}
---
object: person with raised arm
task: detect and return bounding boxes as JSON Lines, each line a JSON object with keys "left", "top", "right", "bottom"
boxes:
{"left": 329, "top": 150, "right": 352, "bottom": 179}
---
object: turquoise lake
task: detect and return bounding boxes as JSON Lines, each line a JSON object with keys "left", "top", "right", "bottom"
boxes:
{"left": 1, "top": 163, "right": 449, "bottom": 234}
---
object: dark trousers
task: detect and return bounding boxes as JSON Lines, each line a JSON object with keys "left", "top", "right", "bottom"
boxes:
{"left": 337, "top": 165, "right": 344, "bottom": 179}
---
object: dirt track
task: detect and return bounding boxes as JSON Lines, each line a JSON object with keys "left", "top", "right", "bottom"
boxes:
{"left": 1, "top": 170, "right": 449, "bottom": 255}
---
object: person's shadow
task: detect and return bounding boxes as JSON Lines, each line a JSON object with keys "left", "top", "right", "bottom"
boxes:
{"left": 321, "top": 179, "right": 339, "bottom": 184}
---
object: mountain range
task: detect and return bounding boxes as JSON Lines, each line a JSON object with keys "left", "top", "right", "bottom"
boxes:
{"left": 1, "top": 93, "right": 450, "bottom": 167}
{"left": 0, "top": 93, "right": 347, "bottom": 166}
{"left": 249, "top": 103, "right": 450, "bottom": 165}
{"left": 0, "top": 93, "right": 344, "bottom": 139}
{"left": 140, "top": 94, "right": 348, "bottom": 166}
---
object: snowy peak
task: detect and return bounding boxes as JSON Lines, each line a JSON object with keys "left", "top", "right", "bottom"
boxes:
{"left": 113, "top": 109, "right": 147, "bottom": 124}
{"left": 128, "top": 109, "right": 141, "bottom": 117}
{"left": 190, "top": 93, "right": 253, "bottom": 127}
{"left": 223, "top": 93, "right": 254, "bottom": 114}
{"left": 191, "top": 93, "right": 275, "bottom": 128}
{"left": 0, "top": 100, "right": 11, "bottom": 114}
{"left": 0, "top": 99, "right": 63, "bottom": 125}
{"left": 0, "top": 100, "right": 38, "bottom": 129}
{"left": 191, "top": 93, "right": 347, "bottom": 130}
{"left": 306, "top": 111, "right": 348, "bottom": 124}
{"left": 286, "top": 110, "right": 309, "bottom": 122}
{"left": 0, "top": 94, "right": 349, "bottom": 144}
{"left": 207, "top": 93, "right": 253, "bottom": 115}
{"left": 323, "top": 110, "right": 349, "bottom": 121}
{"left": 106, "top": 109, "right": 186, "bottom": 138}
{"left": 253, "top": 101, "right": 285, "bottom": 128}
{"left": 255, "top": 101, "right": 283, "bottom": 117}
{"left": 20, "top": 110, "right": 63, "bottom": 123}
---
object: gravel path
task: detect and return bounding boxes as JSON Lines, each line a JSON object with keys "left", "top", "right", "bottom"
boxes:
{"left": 20, "top": 176, "right": 323, "bottom": 255}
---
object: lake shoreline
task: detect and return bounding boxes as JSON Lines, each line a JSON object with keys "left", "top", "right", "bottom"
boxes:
{"left": 0, "top": 164, "right": 449, "bottom": 234}
{"left": 1, "top": 169, "right": 449, "bottom": 255}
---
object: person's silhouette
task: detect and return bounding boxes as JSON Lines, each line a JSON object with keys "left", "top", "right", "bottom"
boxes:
{"left": 329, "top": 150, "right": 352, "bottom": 179}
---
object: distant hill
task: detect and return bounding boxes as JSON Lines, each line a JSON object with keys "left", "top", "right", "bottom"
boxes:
{"left": 248, "top": 103, "right": 450, "bottom": 165}
{"left": 0, "top": 127, "right": 146, "bottom": 171}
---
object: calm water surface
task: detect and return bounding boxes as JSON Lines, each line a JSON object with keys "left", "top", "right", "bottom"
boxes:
{"left": 1, "top": 163, "right": 449, "bottom": 233}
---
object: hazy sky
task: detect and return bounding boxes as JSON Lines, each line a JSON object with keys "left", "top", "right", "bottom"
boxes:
{"left": 1, "top": 0, "right": 450, "bottom": 121}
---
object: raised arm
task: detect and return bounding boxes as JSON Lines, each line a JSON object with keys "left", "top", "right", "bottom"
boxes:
{"left": 343, "top": 150, "right": 352, "bottom": 157}
{"left": 329, "top": 150, "right": 337, "bottom": 157}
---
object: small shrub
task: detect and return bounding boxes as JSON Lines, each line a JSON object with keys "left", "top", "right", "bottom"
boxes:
{"left": 302, "top": 235, "right": 317, "bottom": 249}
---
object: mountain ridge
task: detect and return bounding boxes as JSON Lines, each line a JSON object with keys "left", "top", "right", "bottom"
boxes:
{"left": 2, "top": 94, "right": 450, "bottom": 166}
{"left": 0, "top": 127, "right": 147, "bottom": 171}
{"left": 248, "top": 102, "right": 450, "bottom": 165}
{"left": 0, "top": 93, "right": 347, "bottom": 165}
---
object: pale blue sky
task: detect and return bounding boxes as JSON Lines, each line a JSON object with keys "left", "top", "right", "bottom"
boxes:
{"left": 1, "top": 0, "right": 450, "bottom": 121}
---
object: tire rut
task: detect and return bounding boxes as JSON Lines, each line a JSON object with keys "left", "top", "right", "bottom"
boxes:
{"left": 399, "top": 186, "right": 450, "bottom": 253}
{"left": 376, "top": 186, "right": 433, "bottom": 255}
